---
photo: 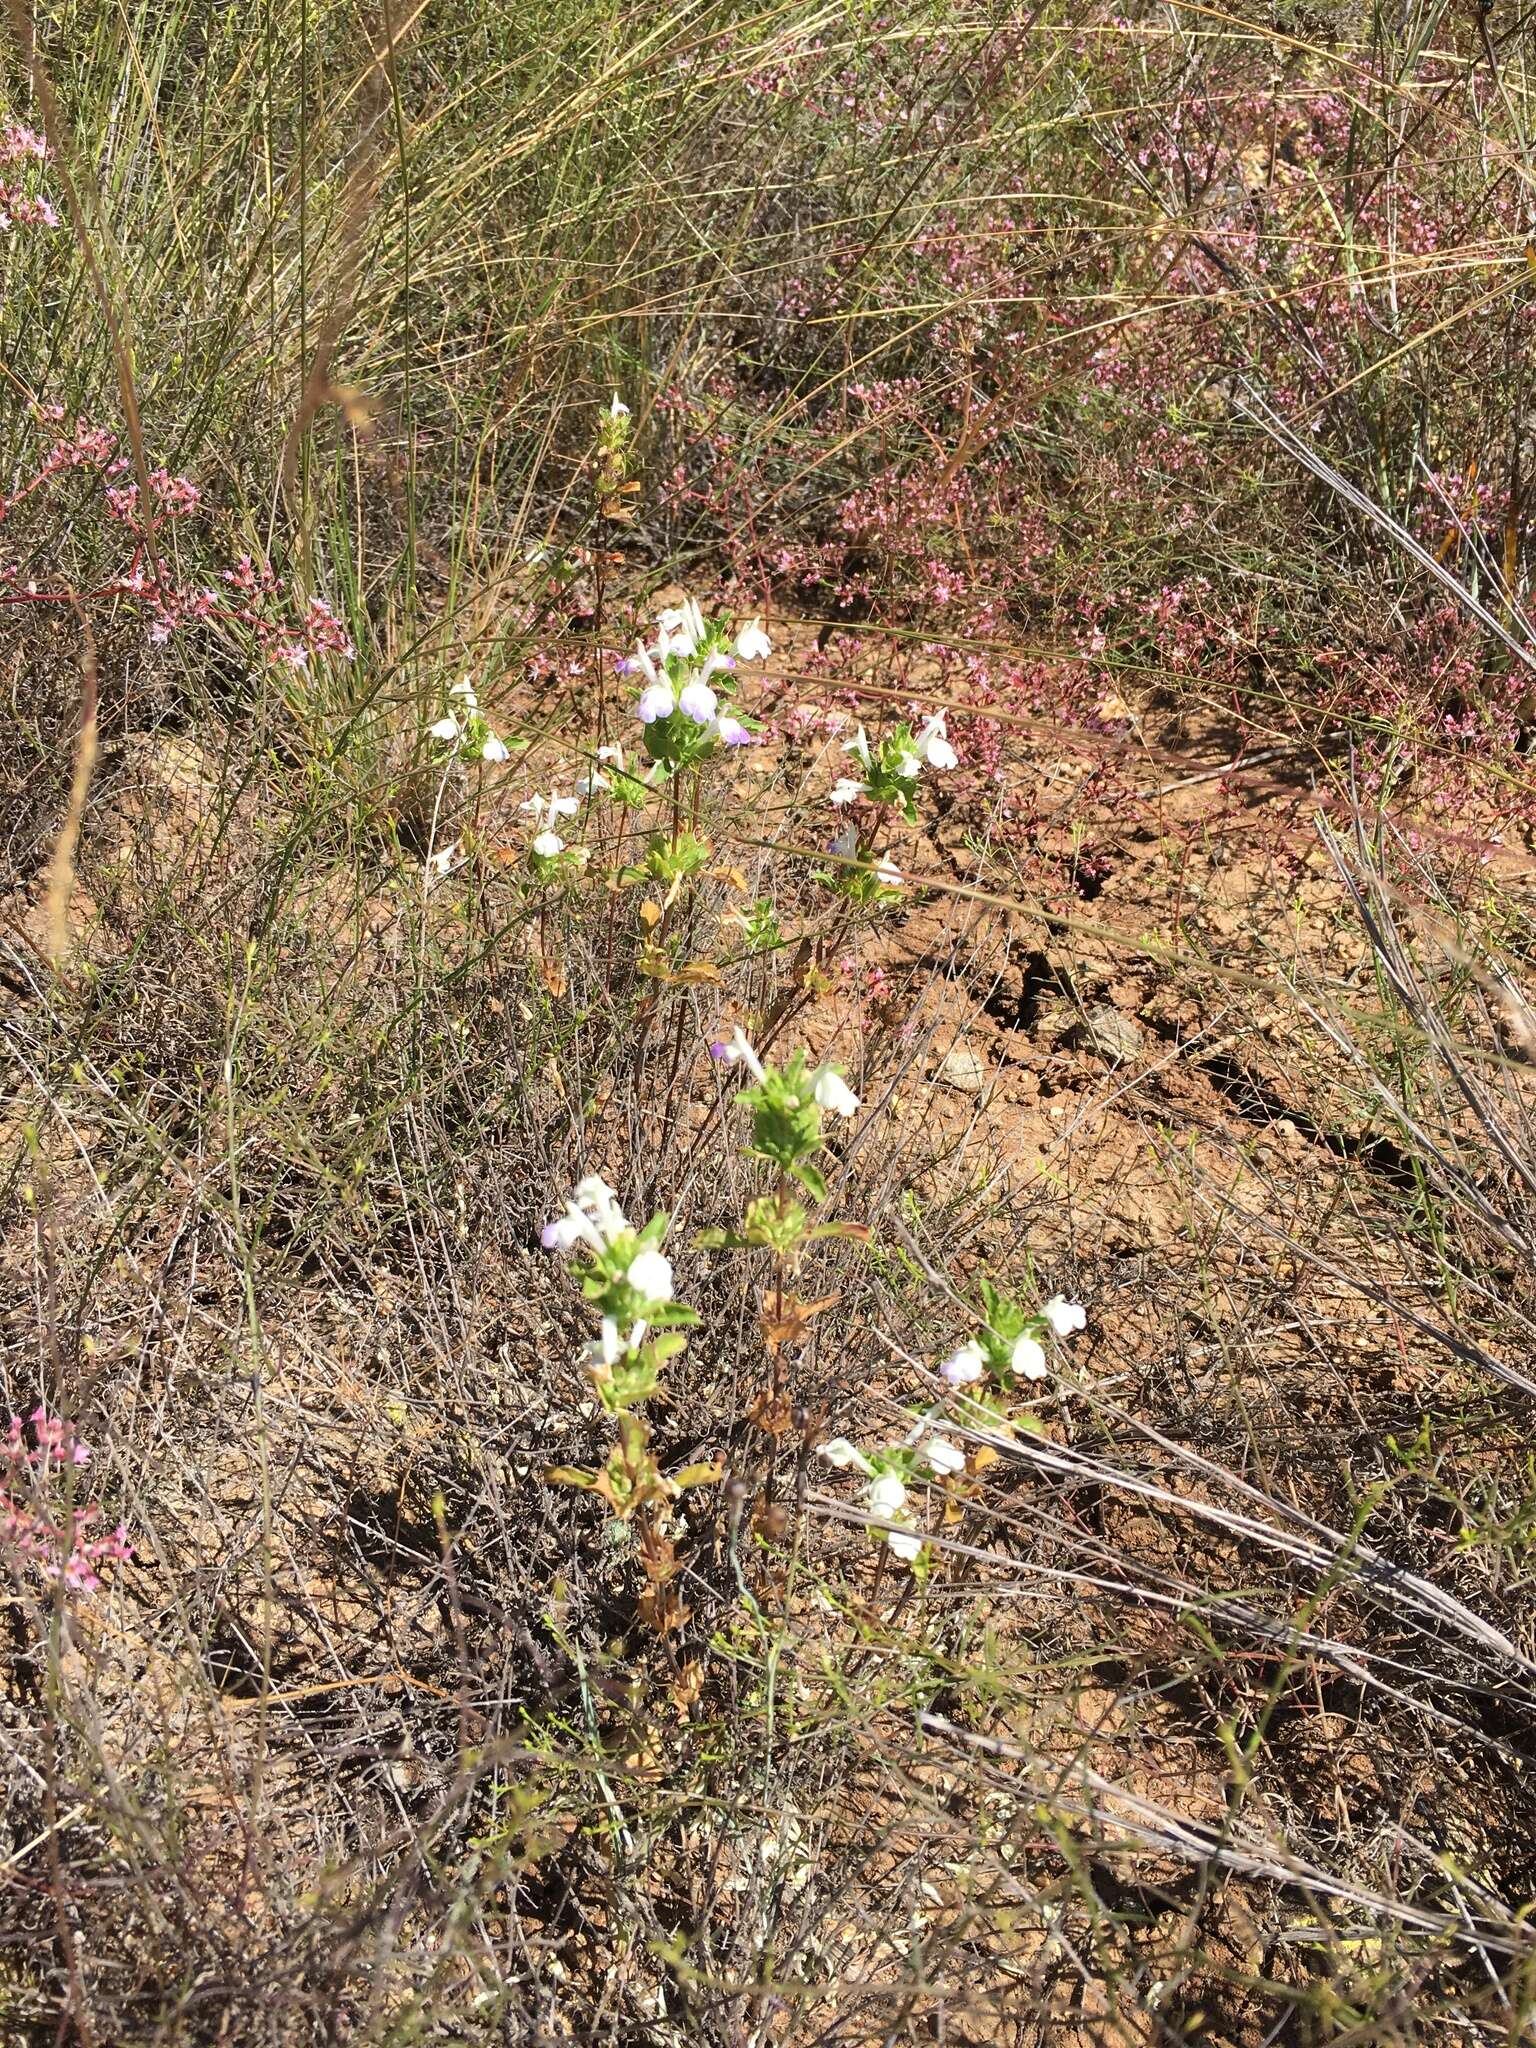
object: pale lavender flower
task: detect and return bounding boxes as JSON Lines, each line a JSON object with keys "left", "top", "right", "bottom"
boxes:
{"left": 677, "top": 679, "right": 718, "bottom": 724}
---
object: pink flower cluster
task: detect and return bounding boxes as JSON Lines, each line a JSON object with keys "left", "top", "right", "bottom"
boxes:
{"left": 1, "top": 1409, "right": 131, "bottom": 1595}
{"left": 0, "top": 416, "right": 355, "bottom": 670}
{"left": 0, "top": 118, "right": 55, "bottom": 231}
{"left": 105, "top": 467, "right": 203, "bottom": 525}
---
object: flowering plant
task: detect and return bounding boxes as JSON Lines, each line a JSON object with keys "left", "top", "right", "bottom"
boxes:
{"left": 818, "top": 1428, "right": 969, "bottom": 1567}
{"left": 428, "top": 677, "right": 514, "bottom": 764}
{"left": 829, "top": 714, "right": 955, "bottom": 824}
{"left": 627, "top": 600, "right": 765, "bottom": 773}
{"left": 2, "top": 1409, "right": 131, "bottom": 1594}
{"left": 709, "top": 1029, "right": 858, "bottom": 1202}
{"left": 540, "top": 1177, "right": 714, "bottom": 1631}
{"left": 939, "top": 1283, "right": 1086, "bottom": 1391}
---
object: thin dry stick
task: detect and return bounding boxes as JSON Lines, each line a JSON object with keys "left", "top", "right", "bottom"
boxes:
{"left": 43, "top": 619, "right": 99, "bottom": 975}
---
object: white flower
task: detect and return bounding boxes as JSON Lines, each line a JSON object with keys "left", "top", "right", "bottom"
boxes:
{"left": 843, "top": 725, "right": 872, "bottom": 766}
{"left": 830, "top": 777, "right": 867, "bottom": 807}
{"left": 576, "top": 768, "right": 609, "bottom": 796}
{"left": 597, "top": 743, "right": 626, "bottom": 765}
{"left": 940, "top": 1338, "right": 986, "bottom": 1386}
{"left": 424, "top": 840, "right": 461, "bottom": 884}
{"left": 481, "top": 733, "right": 510, "bottom": 763}
{"left": 712, "top": 1026, "right": 765, "bottom": 1081}
{"left": 922, "top": 1435, "right": 966, "bottom": 1478}
{"left": 531, "top": 830, "right": 565, "bottom": 859}
{"left": 609, "top": 393, "right": 630, "bottom": 418}
{"left": 866, "top": 1471, "right": 908, "bottom": 1520}
{"left": 1042, "top": 1294, "right": 1086, "bottom": 1337}
{"left": 542, "top": 1206, "right": 597, "bottom": 1253}
{"left": 812, "top": 1066, "right": 860, "bottom": 1118}
{"left": 626, "top": 1248, "right": 674, "bottom": 1302}
{"left": 574, "top": 1176, "right": 628, "bottom": 1238}
{"left": 586, "top": 1315, "right": 623, "bottom": 1368}
{"left": 678, "top": 680, "right": 718, "bottom": 724}
{"left": 915, "top": 712, "right": 958, "bottom": 771}
{"left": 665, "top": 597, "right": 707, "bottom": 643}
{"left": 521, "top": 791, "right": 580, "bottom": 822}
{"left": 545, "top": 1177, "right": 627, "bottom": 1257}
{"left": 656, "top": 598, "right": 706, "bottom": 659}
{"left": 1010, "top": 1334, "right": 1048, "bottom": 1381}
{"left": 887, "top": 1526, "right": 925, "bottom": 1563}
{"left": 449, "top": 677, "right": 479, "bottom": 706}
{"left": 819, "top": 1436, "right": 874, "bottom": 1475}
{"left": 429, "top": 715, "right": 460, "bottom": 742}
{"left": 714, "top": 714, "right": 753, "bottom": 747}
{"left": 894, "top": 750, "right": 921, "bottom": 780}
{"left": 636, "top": 681, "right": 675, "bottom": 724}
{"left": 874, "top": 855, "right": 902, "bottom": 888}
{"left": 627, "top": 642, "right": 659, "bottom": 685}
{"left": 735, "top": 618, "right": 772, "bottom": 661}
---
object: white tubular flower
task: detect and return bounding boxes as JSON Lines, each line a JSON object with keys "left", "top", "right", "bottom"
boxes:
{"left": 940, "top": 1338, "right": 986, "bottom": 1386}
{"left": 449, "top": 677, "right": 479, "bottom": 706}
{"left": 922, "top": 1436, "right": 966, "bottom": 1478}
{"left": 818, "top": 1436, "right": 874, "bottom": 1475}
{"left": 894, "top": 749, "right": 921, "bottom": 780}
{"left": 735, "top": 618, "right": 772, "bottom": 661}
{"left": 573, "top": 1175, "right": 626, "bottom": 1232}
{"left": 628, "top": 642, "right": 659, "bottom": 685}
{"left": 830, "top": 777, "right": 867, "bottom": 807}
{"left": 609, "top": 393, "right": 630, "bottom": 418}
{"left": 1042, "top": 1294, "right": 1086, "bottom": 1337}
{"left": 843, "top": 725, "right": 872, "bottom": 767}
{"left": 481, "top": 733, "right": 510, "bottom": 763}
{"left": 812, "top": 1066, "right": 860, "bottom": 1118}
{"left": 531, "top": 830, "right": 565, "bottom": 860}
{"left": 542, "top": 1204, "right": 600, "bottom": 1254}
{"left": 714, "top": 714, "right": 753, "bottom": 748}
{"left": 712, "top": 1026, "right": 766, "bottom": 1082}
{"left": 576, "top": 768, "right": 609, "bottom": 797}
{"left": 522, "top": 791, "right": 580, "bottom": 822}
{"left": 626, "top": 1248, "right": 674, "bottom": 1302}
{"left": 915, "top": 712, "right": 958, "bottom": 770}
{"left": 586, "top": 1315, "right": 624, "bottom": 1369}
{"left": 1010, "top": 1334, "right": 1048, "bottom": 1381}
{"left": 677, "top": 679, "right": 718, "bottom": 724}
{"left": 887, "top": 1526, "right": 925, "bottom": 1563}
{"left": 597, "top": 743, "right": 626, "bottom": 765}
{"left": 636, "top": 680, "right": 675, "bottom": 724}
{"left": 874, "top": 855, "right": 902, "bottom": 888}
{"left": 656, "top": 599, "right": 706, "bottom": 658}
{"left": 429, "top": 715, "right": 460, "bottom": 742}
{"left": 866, "top": 1471, "right": 908, "bottom": 1520}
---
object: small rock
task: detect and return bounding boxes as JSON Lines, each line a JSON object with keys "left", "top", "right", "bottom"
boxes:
{"left": 936, "top": 1044, "right": 989, "bottom": 1094}
{"left": 1079, "top": 1006, "right": 1143, "bottom": 1063}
